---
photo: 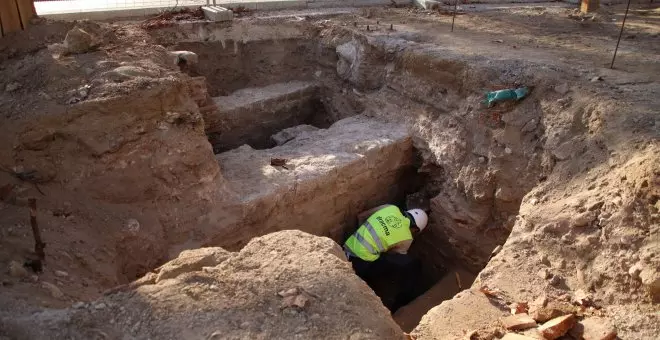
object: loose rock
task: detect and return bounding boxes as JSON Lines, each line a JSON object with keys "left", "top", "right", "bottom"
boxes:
{"left": 5, "top": 82, "right": 21, "bottom": 92}
{"left": 538, "top": 268, "right": 551, "bottom": 280}
{"left": 538, "top": 314, "right": 576, "bottom": 340}
{"left": 501, "top": 314, "right": 537, "bottom": 330}
{"left": 639, "top": 267, "right": 660, "bottom": 301}
{"left": 8, "top": 261, "right": 29, "bottom": 278}
{"left": 41, "top": 281, "right": 64, "bottom": 299}
{"left": 569, "top": 316, "right": 617, "bottom": 340}
{"left": 554, "top": 83, "right": 569, "bottom": 95}
{"left": 54, "top": 270, "right": 69, "bottom": 278}
{"left": 501, "top": 333, "right": 539, "bottom": 340}
{"left": 125, "top": 218, "right": 141, "bottom": 233}
{"left": 64, "top": 28, "right": 96, "bottom": 54}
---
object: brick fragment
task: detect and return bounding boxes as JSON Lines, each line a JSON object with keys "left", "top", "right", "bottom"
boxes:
{"left": 501, "top": 314, "right": 537, "bottom": 331}
{"left": 538, "top": 314, "right": 576, "bottom": 340}
{"left": 501, "top": 333, "right": 539, "bottom": 340}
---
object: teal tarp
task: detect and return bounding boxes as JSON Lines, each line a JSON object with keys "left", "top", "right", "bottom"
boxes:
{"left": 485, "top": 87, "right": 529, "bottom": 107}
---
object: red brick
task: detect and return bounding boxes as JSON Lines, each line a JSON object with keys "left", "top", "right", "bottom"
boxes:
{"left": 538, "top": 314, "right": 576, "bottom": 340}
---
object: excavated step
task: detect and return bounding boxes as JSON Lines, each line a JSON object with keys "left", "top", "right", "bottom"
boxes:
{"left": 204, "top": 80, "right": 319, "bottom": 152}
{"left": 213, "top": 115, "right": 414, "bottom": 247}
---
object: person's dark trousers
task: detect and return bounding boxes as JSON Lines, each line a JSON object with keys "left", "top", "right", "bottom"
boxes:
{"left": 381, "top": 253, "right": 423, "bottom": 311}
{"left": 349, "top": 253, "right": 422, "bottom": 312}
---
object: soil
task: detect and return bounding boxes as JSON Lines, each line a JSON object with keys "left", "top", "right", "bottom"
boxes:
{"left": 0, "top": 3, "right": 658, "bottom": 340}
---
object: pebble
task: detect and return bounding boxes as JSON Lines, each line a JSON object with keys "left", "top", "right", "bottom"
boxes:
{"left": 628, "top": 263, "right": 642, "bottom": 280}
{"left": 505, "top": 147, "right": 513, "bottom": 154}
{"left": 72, "top": 301, "right": 85, "bottom": 309}
{"left": 125, "top": 218, "right": 140, "bottom": 233}
{"left": 478, "top": 156, "right": 486, "bottom": 164}
{"left": 549, "top": 275, "right": 561, "bottom": 286}
{"left": 5, "top": 82, "right": 21, "bottom": 92}
{"left": 282, "top": 308, "right": 299, "bottom": 317}
{"left": 558, "top": 259, "right": 567, "bottom": 269}
{"left": 590, "top": 76, "right": 603, "bottom": 82}
{"left": 42, "top": 281, "right": 64, "bottom": 299}
{"left": 240, "top": 321, "right": 251, "bottom": 329}
{"left": 8, "top": 261, "right": 29, "bottom": 278}
{"left": 294, "top": 326, "right": 309, "bottom": 333}
{"left": 554, "top": 83, "right": 569, "bottom": 95}
{"left": 94, "top": 302, "right": 107, "bottom": 310}
{"left": 54, "top": 270, "right": 69, "bottom": 278}
{"left": 538, "top": 268, "right": 552, "bottom": 279}
{"left": 540, "top": 255, "right": 551, "bottom": 267}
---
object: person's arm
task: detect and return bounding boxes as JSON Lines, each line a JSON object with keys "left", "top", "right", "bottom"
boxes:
{"left": 357, "top": 204, "right": 393, "bottom": 225}
{"left": 388, "top": 239, "right": 412, "bottom": 255}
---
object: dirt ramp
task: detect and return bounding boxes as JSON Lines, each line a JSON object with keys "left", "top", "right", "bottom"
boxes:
{"left": 2, "top": 230, "right": 404, "bottom": 340}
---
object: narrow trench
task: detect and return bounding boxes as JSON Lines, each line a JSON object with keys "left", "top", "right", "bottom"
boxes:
{"left": 173, "top": 36, "right": 484, "bottom": 331}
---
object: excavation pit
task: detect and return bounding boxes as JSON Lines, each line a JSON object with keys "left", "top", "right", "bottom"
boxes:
{"left": 158, "top": 25, "right": 488, "bottom": 328}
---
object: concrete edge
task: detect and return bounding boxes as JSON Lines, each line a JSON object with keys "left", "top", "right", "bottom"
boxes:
{"left": 39, "top": 0, "right": 412, "bottom": 21}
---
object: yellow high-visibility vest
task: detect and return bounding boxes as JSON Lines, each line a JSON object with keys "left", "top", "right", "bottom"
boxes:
{"left": 344, "top": 205, "right": 412, "bottom": 261}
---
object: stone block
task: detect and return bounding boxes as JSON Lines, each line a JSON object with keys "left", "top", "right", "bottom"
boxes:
{"left": 501, "top": 314, "right": 537, "bottom": 331}
{"left": 202, "top": 6, "right": 233, "bottom": 22}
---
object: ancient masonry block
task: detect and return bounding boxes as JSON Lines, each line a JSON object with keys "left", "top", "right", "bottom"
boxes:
{"left": 202, "top": 6, "right": 233, "bottom": 22}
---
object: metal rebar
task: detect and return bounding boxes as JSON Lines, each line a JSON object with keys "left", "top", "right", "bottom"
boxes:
{"left": 451, "top": 0, "right": 459, "bottom": 32}
{"left": 610, "top": 0, "right": 632, "bottom": 69}
{"left": 455, "top": 271, "right": 463, "bottom": 290}
{"left": 28, "top": 198, "right": 46, "bottom": 259}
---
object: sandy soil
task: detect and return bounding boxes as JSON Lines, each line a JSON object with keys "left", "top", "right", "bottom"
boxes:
{"left": 0, "top": 3, "right": 658, "bottom": 339}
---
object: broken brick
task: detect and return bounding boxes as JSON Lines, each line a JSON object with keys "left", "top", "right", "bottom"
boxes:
{"left": 511, "top": 302, "right": 529, "bottom": 314}
{"left": 538, "top": 314, "right": 576, "bottom": 340}
{"left": 530, "top": 300, "right": 575, "bottom": 323}
{"left": 531, "top": 306, "right": 564, "bottom": 323}
{"left": 569, "top": 317, "right": 617, "bottom": 340}
{"left": 501, "top": 333, "right": 539, "bottom": 340}
{"left": 501, "top": 314, "right": 537, "bottom": 331}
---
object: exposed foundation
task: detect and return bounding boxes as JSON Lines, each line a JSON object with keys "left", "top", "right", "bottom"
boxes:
{"left": 159, "top": 28, "right": 488, "bottom": 322}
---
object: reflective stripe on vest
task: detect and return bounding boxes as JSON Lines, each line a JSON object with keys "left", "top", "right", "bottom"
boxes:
{"left": 364, "top": 221, "right": 385, "bottom": 252}
{"left": 354, "top": 231, "right": 377, "bottom": 255}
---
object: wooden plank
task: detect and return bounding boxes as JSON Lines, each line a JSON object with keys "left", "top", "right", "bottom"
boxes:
{"left": 0, "top": 0, "right": 23, "bottom": 34}
{"left": 16, "top": 0, "right": 36, "bottom": 29}
{"left": 581, "top": 0, "right": 600, "bottom": 13}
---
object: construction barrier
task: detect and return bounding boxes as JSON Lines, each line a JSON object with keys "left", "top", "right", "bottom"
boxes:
{"left": 0, "top": 0, "right": 36, "bottom": 37}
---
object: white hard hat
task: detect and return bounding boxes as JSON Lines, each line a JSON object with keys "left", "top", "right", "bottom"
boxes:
{"left": 406, "top": 209, "right": 428, "bottom": 231}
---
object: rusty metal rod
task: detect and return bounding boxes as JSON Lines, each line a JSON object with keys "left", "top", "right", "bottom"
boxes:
{"left": 610, "top": 0, "right": 632, "bottom": 69}
{"left": 28, "top": 198, "right": 45, "bottom": 259}
{"left": 455, "top": 271, "right": 463, "bottom": 290}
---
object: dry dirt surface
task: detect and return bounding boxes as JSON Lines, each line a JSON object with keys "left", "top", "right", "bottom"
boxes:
{"left": 1, "top": 230, "right": 403, "bottom": 339}
{"left": 0, "top": 3, "right": 658, "bottom": 340}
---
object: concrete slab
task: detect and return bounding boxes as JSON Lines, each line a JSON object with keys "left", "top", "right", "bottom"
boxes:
{"left": 36, "top": 0, "right": 412, "bottom": 20}
{"left": 214, "top": 114, "right": 414, "bottom": 245}
{"left": 202, "top": 5, "right": 234, "bottom": 21}
{"left": 205, "top": 81, "right": 319, "bottom": 152}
